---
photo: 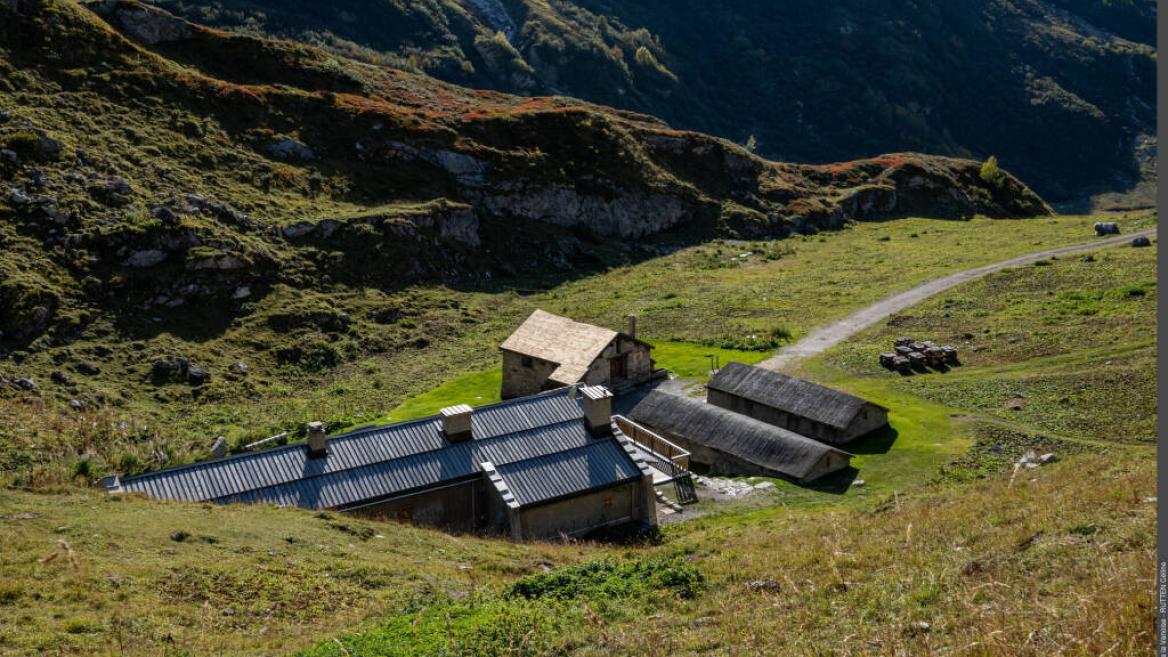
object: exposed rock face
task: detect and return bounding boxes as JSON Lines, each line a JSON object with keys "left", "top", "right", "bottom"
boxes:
{"left": 123, "top": 250, "right": 167, "bottom": 268}
{"left": 480, "top": 186, "right": 688, "bottom": 238}
{"left": 264, "top": 137, "right": 315, "bottom": 162}
{"left": 90, "top": 0, "right": 192, "bottom": 45}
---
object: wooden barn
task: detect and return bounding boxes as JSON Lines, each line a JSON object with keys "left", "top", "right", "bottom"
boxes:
{"left": 706, "top": 362, "right": 888, "bottom": 445}
{"left": 500, "top": 309, "right": 655, "bottom": 399}
{"left": 628, "top": 390, "right": 853, "bottom": 483}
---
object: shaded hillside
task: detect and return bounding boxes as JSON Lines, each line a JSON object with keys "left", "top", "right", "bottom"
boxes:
{"left": 0, "top": 0, "right": 1048, "bottom": 349}
{"left": 153, "top": 0, "right": 1156, "bottom": 204}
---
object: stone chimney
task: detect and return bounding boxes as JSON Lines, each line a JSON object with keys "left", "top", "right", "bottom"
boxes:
{"left": 582, "top": 386, "right": 613, "bottom": 436}
{"left": 441, "top": 404, "right": 474, "bottom": 442}
{"left": 306, "top": 421, "right": 327, "bottom": 457}
{"left": 626, "top": 314, "right": 637, "bottom": 339}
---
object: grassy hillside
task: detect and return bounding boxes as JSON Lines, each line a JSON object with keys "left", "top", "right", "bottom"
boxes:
{"left": 821, "top": 242, "right": 1157, "bottom": 444}
{"left": 0, "top": 3, "right": 1155, "bottom": 654}
{"left": 155, "top": 0, "right": 1156, "bottom": 205}
{"left": 0, "top": 165, "right": 1155, "bottom": 657}
{"left": 0, "top": 0, "right": 1056, "bottom": 485}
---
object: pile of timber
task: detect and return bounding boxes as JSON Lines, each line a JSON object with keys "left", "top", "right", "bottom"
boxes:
{"left": 879, "top": 337, "right": 958, "bottom": 373}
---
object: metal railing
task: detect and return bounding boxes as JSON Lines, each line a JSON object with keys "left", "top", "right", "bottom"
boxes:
{"left": 612, "top": 415, "right": 690, "bottom": 471}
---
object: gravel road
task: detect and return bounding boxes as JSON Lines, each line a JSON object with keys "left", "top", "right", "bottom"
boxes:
{"left": 758, "top": 228, "right": 1157, "bottom": 371}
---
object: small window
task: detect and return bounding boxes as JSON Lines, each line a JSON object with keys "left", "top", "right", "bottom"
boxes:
{"left": 521, "top": 356, "right": 533, "bottom": 368}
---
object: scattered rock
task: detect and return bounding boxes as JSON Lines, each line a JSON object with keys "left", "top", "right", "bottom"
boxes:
{"left": 745, "top": 579, "right": 782, "bottom": 593}
{"left": 1131, "top": 236, "right": 1151, "bottom": 247}
{"left": 75, "top": 361, "right": 100, "bottom": 376}
{"left": 122, "top": 249, "right": 167, "bottom": 268}
{"left": 279, "top": 222, "right": 315, "bottom": 238}
{"left": 264, "top": 137, "right": 315, "bottom": 161}
{"left": 1093, "top": 222, "right": 1120, "bottom": 236}
{"left": 14, "top": 377, "right": 36, "bottom": 391}
{"left": 150, "top": 204, "right": 180, "bottom": 225}
{"left": 186, "top": 365, "right": 210, "bottom": 387}
{"left": 169, "top": 530, "right": 190, "bottom": 542}
{"left": 1038, "top": 452, "right": 1057, "bottom": 464}
{"left": 851, "top": 479, "right": 865, "bottom": 487}
{"left": 210, "top": 436, "right": 228, "bottom": 459}
{"left": 68, "top": 399, "right": 84, "bottom": 411}
{"left": 151, "top": 357, "right": 188, "bottom": 384}
{"left": 50, "top": 370, "right": 75, "bottom": 386}
{"left": 228, "top": 361, "right": 249, "bottom": 376}
{"left": 753, "top": 481, "right": 775, "bottom": 490}
{"left": 232, "top": 286, "right": 251, "bottom": 300}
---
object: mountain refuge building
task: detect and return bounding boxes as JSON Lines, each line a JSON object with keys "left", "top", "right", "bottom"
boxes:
{"left": 106, "top": 386, "right": 658, "bottom": 541}
{"left": 706, "top": 362, "right": 889, "bottom": 445}
{"left": 500, "top": 309, "right": 656, "bottom": 399}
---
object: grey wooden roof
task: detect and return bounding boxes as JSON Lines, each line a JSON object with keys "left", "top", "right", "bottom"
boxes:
{"left": 628, "top": 390, "right": 850, "bottom": 481}
{"left": 112, "top": 389, "right": 644, "bottom": 511}
{"left": 707, "top": 362, "right": 884, "bottom": 430}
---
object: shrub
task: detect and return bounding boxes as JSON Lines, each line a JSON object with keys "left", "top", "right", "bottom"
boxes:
{"left": 505, "top": 555, "right": 704, "bottom": 601}
{"left": 634, "top": 46, "right": 678, "bottom": 82}
{"left": 980, "top": 155, "right": 1004, "bottom": 185}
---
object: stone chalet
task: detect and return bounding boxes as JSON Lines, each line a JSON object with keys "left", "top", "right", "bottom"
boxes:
{"left": 106, "top": 386, "right": 658, "bottom": 541}
{"left": 500, "top": 310, "right": 656, "bottom": 400}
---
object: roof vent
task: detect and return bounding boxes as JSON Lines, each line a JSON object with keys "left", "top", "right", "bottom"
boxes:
{"left": 441, "top": 404, "right": 474, "bottom": 442}
{"left": 581, "top": 385, "right": 613, "bottom": 436}
{"left": 306, "top": 421, "right": 327, "bottom": 457}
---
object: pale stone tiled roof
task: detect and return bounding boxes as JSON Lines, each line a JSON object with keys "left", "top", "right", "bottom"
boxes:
{"left": 500, "top": 310, "right": 618, "bottom": 385}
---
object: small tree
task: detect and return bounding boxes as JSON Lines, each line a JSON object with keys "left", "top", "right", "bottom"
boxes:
{"left": 980, "top": 155, "right": 1004, "bottom": 185}
{"left": 744, "top": 135, "right": 758, "bottom": 153}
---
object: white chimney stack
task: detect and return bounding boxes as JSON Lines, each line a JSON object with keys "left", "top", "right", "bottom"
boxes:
{"left": 441, "top": 404, "right": 474, "bottom": 442}
{"left": 306, "top": 421, "right": 327, "bottom": 457}
{"left": 582, "top": 386, "right": 613, "bottom": 436}
{"left": 626, "top": 314, "right": 637, "bottom": 339}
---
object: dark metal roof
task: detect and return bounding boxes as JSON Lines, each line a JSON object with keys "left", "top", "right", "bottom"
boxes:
{"left": 628, "top": 390, "right": 850, "bottom": 481}
{"left": 113, "top": 389, "right": 644, "bottom": 510}
{"left": 494, "top": 439, "right": 645, "bottom": 508}
{"left": 707, "top": 362, "right": 884, "bottom": 430}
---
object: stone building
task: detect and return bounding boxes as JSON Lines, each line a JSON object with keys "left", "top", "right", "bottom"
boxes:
{"left": 628, "top": 390, "right": 853, "bottom": 483}
{"left": 107, "top": 386, "right": 657, "bottom": 541}
{"left": 499, "top": 309, "right": 655, "bottom": 399}
{"left": 706, "top": 362, "right": 888, "bottom": 445}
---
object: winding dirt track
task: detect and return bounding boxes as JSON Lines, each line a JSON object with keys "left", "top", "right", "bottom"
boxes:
{"left": 758, "top": 228, "right": 1157, "bottom": 372}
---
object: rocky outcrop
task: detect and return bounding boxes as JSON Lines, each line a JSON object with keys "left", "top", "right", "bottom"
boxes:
{"left": 89, "top": 0, "right": 192, "bottom": 45}
{"left": 479, "top": 185, "right": 689, "bottom": 238}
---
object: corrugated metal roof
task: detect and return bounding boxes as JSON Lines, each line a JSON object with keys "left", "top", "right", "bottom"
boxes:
{"left": 114, "top": 388, "right": 647, "bottom": 511}
{"left": 628, "top": 390, "right": 850, "bottom": 481}
{"left": 707, "top": 362, "right": 884, "bottom": 430}
{"left": 494, "top": 439, "right": 644, "bottom": 507}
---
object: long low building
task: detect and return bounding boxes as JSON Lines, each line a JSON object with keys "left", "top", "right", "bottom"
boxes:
{"left": 706, "top": 362, "right": 888, "bottom": 445}
{"left": 107, "top": 386, "right": 657, "bottom": 541}
{"left": 628, "top": 390, "right": 853, "bottom": 483}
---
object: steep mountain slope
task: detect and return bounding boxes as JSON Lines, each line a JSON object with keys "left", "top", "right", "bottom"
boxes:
{"left": 153, "top": 0, "right": 1156, "bottom": 204}
{"left": 0, "top": 0, "right": 1047, "bottom": 346}
{"left": 0, "top": 0, "right": 1051, "bottom": 484}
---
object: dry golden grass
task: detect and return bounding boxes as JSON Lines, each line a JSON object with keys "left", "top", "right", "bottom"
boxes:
{"left": 584, "top": 454, "right": 1154, "bottom": 656}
